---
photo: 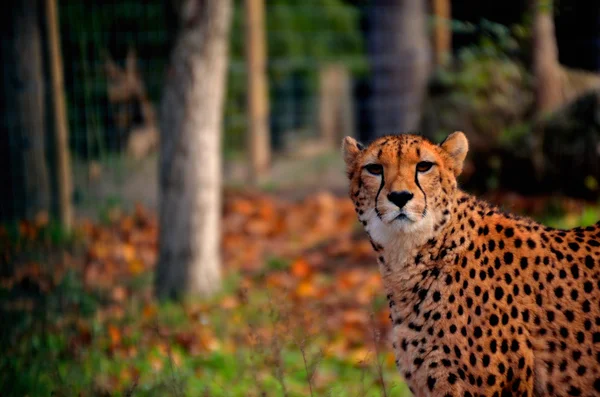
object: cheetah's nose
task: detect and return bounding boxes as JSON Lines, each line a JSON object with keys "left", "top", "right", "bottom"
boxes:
{"left": 387, "top": 191, "right": 414, "bottom": 209}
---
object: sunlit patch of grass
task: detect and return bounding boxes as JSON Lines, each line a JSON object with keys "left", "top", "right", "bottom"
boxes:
{"left": 537, "top": 202, "right": 600, "bottom": 230}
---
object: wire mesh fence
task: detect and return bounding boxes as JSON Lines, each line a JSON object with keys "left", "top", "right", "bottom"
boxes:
{"left": 51, "top": 0, "right": 369, "bottom": 218}
{"left": 4, "top": 0, "right": 599, "bottom": 224}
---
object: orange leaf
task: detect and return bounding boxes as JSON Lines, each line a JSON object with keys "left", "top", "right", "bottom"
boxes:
{"left": 128, "top": 258, "right": 144, "bottom": 275}
{"left": 291, "top": 258, "right": 312, "bottom": 279}
{"left": 108, "top": 324, "right": 121, "bottom": 346}
{"left": 111, "top": 286, "right": 127, "bottom": 303}
{"left": 142, "top": 303, "right": 157, "bottom": 320}
{"left": 296, "top": 280, "right": 318, "bottom": 298}
{"left": 121, "top": 243, "right": 136, "bottom": 262}
{"left": 220, "top": 296, "right": 239, "bottom": 309}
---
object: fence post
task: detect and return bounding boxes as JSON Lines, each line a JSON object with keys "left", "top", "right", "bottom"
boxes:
{"left": 245, "top": 0, "right": 271, "bottom": 184}
{"left": 45, "top": 0, "right": 73, "bottom": 231}
{"left": 319, "top": 64, "right": 355, "bottom": 149}
{"left": 432, "top": 0, "right": 451, "bottom": 67}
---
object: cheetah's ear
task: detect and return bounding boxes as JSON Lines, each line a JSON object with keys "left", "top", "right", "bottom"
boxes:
{"left": 440, "top": 131, "right": 468, "bottom": 177}
{"left": 342, "top": 136, "right": 364, "bottom": 171}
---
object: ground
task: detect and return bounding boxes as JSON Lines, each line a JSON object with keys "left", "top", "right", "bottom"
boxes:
{"left": 2, "top": 150, "right": 600, "bottom": 396}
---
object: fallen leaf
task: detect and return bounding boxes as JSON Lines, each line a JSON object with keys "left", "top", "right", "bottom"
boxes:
{"left": 108, "top": 324, "right": 121, "bottom": 346}
{"left": 291, "top": 258, "right": 312, "bottom": 279}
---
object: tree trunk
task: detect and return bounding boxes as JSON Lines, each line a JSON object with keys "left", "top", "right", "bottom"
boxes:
{"left": 367, "top": 0, "right": 432, "bottom": 138}
{"left": 0, "top": 0, "right": 50, "bottom": 223}
{"left": 531, "top": 0, "right": 561, "bottom": 178}
{"left": 155, "top": 0, "right": 233, "bottom": 300}
{"left": 45, "top": 0, "right": 73, "bottom": 232}
{"left": 431, "top": 0, "right": 451, "bottom": 67}
{"left": 319, "top": 64, "right": 355, "bottom": 148}
{"left": 532, "top": 0, "right": 562, "bottom": 116}
{"left": 245, "top": 0, "right": 271, "bottom": 184}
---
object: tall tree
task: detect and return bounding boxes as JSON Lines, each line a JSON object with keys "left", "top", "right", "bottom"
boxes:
{"left": 0, "top": 0, "right": 51, "bottom": 223}
{"left": 245, "top": 0, "right": 271, "bottom": 184}
{"left": 155, "top": 0, "right": 233, "bottom": 299}
{"left": 431, "top": 0, "right": 451, "bottom": 67}
{"left": 367, "top": 0, "right": 432, "bottom": 137}
{"left": 532, "top": 0, "right": 562, "bottom": 116}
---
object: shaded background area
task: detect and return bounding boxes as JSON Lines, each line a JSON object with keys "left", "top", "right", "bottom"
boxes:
{"left": 2, "top": 0, "right": 600, "bottom": 396}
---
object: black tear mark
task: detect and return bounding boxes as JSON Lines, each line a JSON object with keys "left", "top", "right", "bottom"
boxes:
{"left": 415, "top": 169, "right": 427, "bottom": 217}
{"left": 375, "top": 168, "right": 386, "bottom": 220}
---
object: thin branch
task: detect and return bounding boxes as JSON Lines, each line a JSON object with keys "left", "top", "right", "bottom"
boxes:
{"left": 369, "top": 312, "right": 388, "bottom": 397}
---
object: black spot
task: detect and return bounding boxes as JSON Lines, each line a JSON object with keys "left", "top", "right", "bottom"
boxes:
{"left": 427, "top": 376, "right": 436, "bottom": 391}
{"left": 520, "top": 257, "right": 528, "bottom": 270}
{"left": 586, "top": 255, "right": 595, "bottom": 269}
{"left": 584, "top": 281, "right": 593, "bottom": 293}
{"left": 565, "top": 310, "right": 575, "bottom": 322}
{"left": 433, "top": 291, "right": 441, "bottom": 302}
{"left": 582, "top": 300, "right": 591, "bottom": 313}
{"left": 527, "top": 239, "right": 536, "bottom": 249}
{"left": 504, "top": 228, "right": 514, "bottom": 237}
{"left": 490, "top": 314, "right": 499, "bottom": 326}
{"left": 495, "top": 287, "right": 504, "bottom": 301}
{"left": 490, "top": 340, "right": 497, "bottom": 353}
{"left": 447, "top": 373, "right": 457, "bottom": 385}
{"left": 469, "top": 353, "right": 476, "bottom": 366}
{"left": 511, "top": 340, "right": 519, "bottom": 352}
{"left": 568, "top": 242, "right": 580, "bottom": 252}
{"left": 571, "top": 289, "right": 579, "bottom": 301}
{"left": 504, "top": 252, "right": 514, "bottom": 265}
{"left": 514, "top": 238, "right": 522, "bottom": 248}
{"left": 571, "top": 264, "right": 580, "bottom": 279}
{"left": 554, "top": 287, "right": 564, "bottom": 298}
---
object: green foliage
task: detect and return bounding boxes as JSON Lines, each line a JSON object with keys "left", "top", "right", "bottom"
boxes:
{"left": 0, "top": 268, "right": 100, "bottom": 396}
{"left": 226, "top": 0, "right": 366, "bottom": 150}
{"left": 427, "top": 19, "right": 533, "bottom": 145}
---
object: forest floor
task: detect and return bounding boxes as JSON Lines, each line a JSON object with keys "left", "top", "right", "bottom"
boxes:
{"left": 3, "top": 150, "right": 600, "bottom": 396}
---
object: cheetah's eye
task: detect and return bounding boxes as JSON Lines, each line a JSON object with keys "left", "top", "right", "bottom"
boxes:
{"left": 416, "top": 161, "right": 434, "bottom": 173}
{"left": 364, "top": 164, "right": 383, "bottom": 175}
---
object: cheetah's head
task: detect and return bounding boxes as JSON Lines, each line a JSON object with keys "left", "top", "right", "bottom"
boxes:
{"left": 342, "top": 132, "right": 468, "bottom": 244}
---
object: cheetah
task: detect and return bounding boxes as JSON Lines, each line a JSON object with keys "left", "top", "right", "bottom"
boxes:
{"left": 342, "top": 131, "right": 600, "bottom": 396}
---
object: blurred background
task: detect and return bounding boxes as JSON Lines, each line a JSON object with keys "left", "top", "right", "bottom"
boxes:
{"left": 1, "top": 0, "right": 600, "bottom": 395}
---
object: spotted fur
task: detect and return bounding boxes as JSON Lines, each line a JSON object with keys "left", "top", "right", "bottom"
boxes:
{"left": 342, "top": 131, "right": 600, "bottom": 396}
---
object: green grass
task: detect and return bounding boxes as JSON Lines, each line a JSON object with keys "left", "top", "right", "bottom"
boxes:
{"left": 0, "top": 267, "right": 410, "bottom": 397}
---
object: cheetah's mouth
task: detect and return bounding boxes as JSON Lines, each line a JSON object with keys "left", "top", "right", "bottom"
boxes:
{"left": 393, "top": 212, "right": 414, "bottom": 223}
